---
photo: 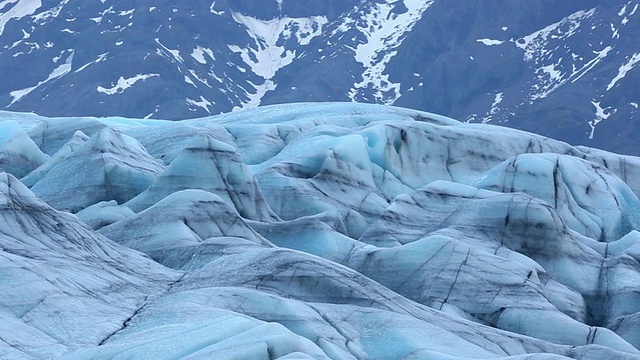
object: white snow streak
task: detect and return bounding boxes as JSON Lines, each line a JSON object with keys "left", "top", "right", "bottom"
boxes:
{"left": 9, "top": 51, "right": 72, "bottom": 105}
{"left": 186, "top": 96, "right": 213, "bottom": 113}
{"left": 607, "top": 52, "right": 640, "bottom": 91}
{"left": 515, "top": 9, "right": 595, "bottom": 62}
{"left": 209, "top": 1, "right": 225, "bottom": 15}
{"left": 74, "top": 52, "right": 108, "bottom": 73}
{"left": 482, "top": 92, "right": 504, "bottom": 123}
{"left": 96, "top": 74, "right": 158, "bottom": 95}
{"left": 0, "top": 0, "right": 41, "bottom": 35}
{"left": 490, "top": 92, "right": 503, "bottom": 113}
{"left": 348, "top": 0, "right": 434, "bottom": 105}
{"left": 230, "top": 12, "right": 327, "bottom": 79}
{"left": 476, "top": 38, "right": 504, "bottom": 46}
{"left": 229, "top": 12, "right": 326, "bottom": 108}
{"left": 511, "top": 8, "right": 616, "bottom": 102}
{"left": 155, "top": 38, "right": 183, "bottom": 63}
{"left": 570, "top": 46, "right": 613, "bottom": 83}
{"left": 530, "top": 60, "right": 564, "bottom": 101}
{"left": 191, "top": 46, "right": 215, "bottom": 64}
{"left": 32, "top": 0, "right": 69, "bottom": 24}
{"left": 232, "top": 80, "right": 276, "bottom": 112}
{"left": 588, "top": 100, "right": 614, "bottom": 139}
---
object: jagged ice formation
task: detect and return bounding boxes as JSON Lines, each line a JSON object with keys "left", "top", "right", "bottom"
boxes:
{"left": 0, "top": 102, "right": 639, "bottom": 359}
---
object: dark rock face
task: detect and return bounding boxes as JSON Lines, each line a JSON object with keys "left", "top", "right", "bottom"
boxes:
{"left": 1, "top": 0, "right": 640, "bottom": 154}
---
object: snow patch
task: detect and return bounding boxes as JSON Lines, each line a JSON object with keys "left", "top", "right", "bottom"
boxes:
{"left": 184, "top": 75, "right": 195, "bottom": 87}
{"left": 9, "top": 51, "right": 73, "bottom": 105}
{"left": 477, "top": 38, "right": 504, "bottom": 46}
{"left": 229, "top": 12, "right": 327, "bottom": 107}
{"left": 527, "top": 45, "right": 612, "bottom": 102}
{"left": 32, "top": 0, "right": 69, "bottom": 24}
{"left": 0, "top": 0, "right": 41, "bottom": 35}
{"left": 607, "top": 52, "right": 640, "bottom": 91}
{"left": 187, "top": 69, "right": 213, "bottom": 88}
{"left": 209, "top": 1, "right": 225, "bottom": 16}
{"left": 232, "top": 80, "right": 276, "bottom": 112}
{"left": 588, "top": 100, "right": 614, "bottom": 139}
{"left": 155, "top": 38, "right": 183, "bottom": 63}
{"left": 191, "top": 46, "right": 215, "bottom": 64}
{"left": 348, "top": 0, "right": 434, "bottom": 105}
{"left": 481, "top": 92, "right": 504, "bottom": 123}
{"left": 492, "top": 92, "right": 503, "bottom": 112}
{"left": 515, "top": 8, "right": 595, "bottom": 62}
{"left": 230, "top": 12, "right": 327, "bottom": 78}
{"left": 619, "top": 4, "right": 628, "bottom": 16}
{"left": 530, "top": 60, "right": 565, "bottom": 100}
{"left": 186, "top": 96, "right": 213, "bottom": 113}
{"left": 74, "top": 52, "right": 108, "bottom": 73}
{"left": 570, "top": 46, "right": 613, "bottom": 83}
{"left": 96, "top": 74, "right": 159, "bottom": 95}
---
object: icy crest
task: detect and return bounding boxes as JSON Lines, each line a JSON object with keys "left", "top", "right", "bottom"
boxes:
{"left": 126, "top": 132, "right": 278, "bottom": 221}
{"left": 1, "top": 103, "right": 640, "bottom": 358}
{"left": 29, "top": 127, "right": 164, "bottom": 212}
{"left": 0, "top": 120, "right": 49, "bottom": 177}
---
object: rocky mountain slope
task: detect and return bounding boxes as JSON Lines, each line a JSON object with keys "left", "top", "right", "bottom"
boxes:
{"left": 1, "top": 0, "right": 639, "bottom": 154}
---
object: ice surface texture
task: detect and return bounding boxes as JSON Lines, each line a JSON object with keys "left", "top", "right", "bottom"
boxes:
{"left": 1, "top": 102, "right": 640, "bottom": 359}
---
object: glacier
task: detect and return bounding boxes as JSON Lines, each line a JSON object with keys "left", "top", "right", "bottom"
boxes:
{"left": 0, "top": 102, "right": 640, "bottom": 359}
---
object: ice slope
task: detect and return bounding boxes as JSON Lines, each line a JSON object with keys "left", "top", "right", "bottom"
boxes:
{"left": 0, "top": 120, "right": 48, "bottom": 177}
{"left": 0, "top": 172, "right": 178, "bottom": 358}
{"left": 29, "top": 127, "right": 164, "bottom": 212}
{"left": 1, "top": 102, "right": 640, "bottom": 358}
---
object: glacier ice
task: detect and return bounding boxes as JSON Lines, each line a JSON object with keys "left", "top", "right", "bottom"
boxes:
{"left": 20, "top": 130, "right": 89, "bottom": 187}
{"left": 0, "top": 172, "right": 178, "bottom": 358}
{"left": 100, "top": 189, "right": 270, "bottom": 269}
{"left": 29, "top": 127, "right": 164, "bottom": 212}
{"left": 125, "top": 132, "right": 278, "bottom": 221}
{"left": 0, "top": 120, "right": 49, "bottom": 178}
{"left": 473, "top": 153, "right": 640, "bottom": 243}
{"left": 1, "top": 102, "right": 640, "bottom": 358}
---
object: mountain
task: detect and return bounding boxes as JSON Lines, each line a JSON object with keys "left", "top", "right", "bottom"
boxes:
{"left": 1, "top": 102, "right": 640, "bottom": 358}
{"left": 1, "top": 0, "right": 640, "bottom": 154}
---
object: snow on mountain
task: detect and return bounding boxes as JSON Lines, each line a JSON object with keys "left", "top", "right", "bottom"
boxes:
{"left": 1, "top": 102, "right": 640, "bottom": 358}
{"left": 1, "top": 0, "right": 639, "bottom": 155}
{"left": 345, "top": 0, "right": 434, "bottom": 104}
{"left": 228, "top": 11, "right": 328, "bottom": 110}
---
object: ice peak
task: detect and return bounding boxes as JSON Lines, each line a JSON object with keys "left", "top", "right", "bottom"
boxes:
{"left": 188, "top": 132, "right": 236, "bottom": 153}
{"left": 88, "top": 127, "right": 148, "bottom": 155}
{"left": 0, "top": 172, "right": 42, "bottom": 209}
